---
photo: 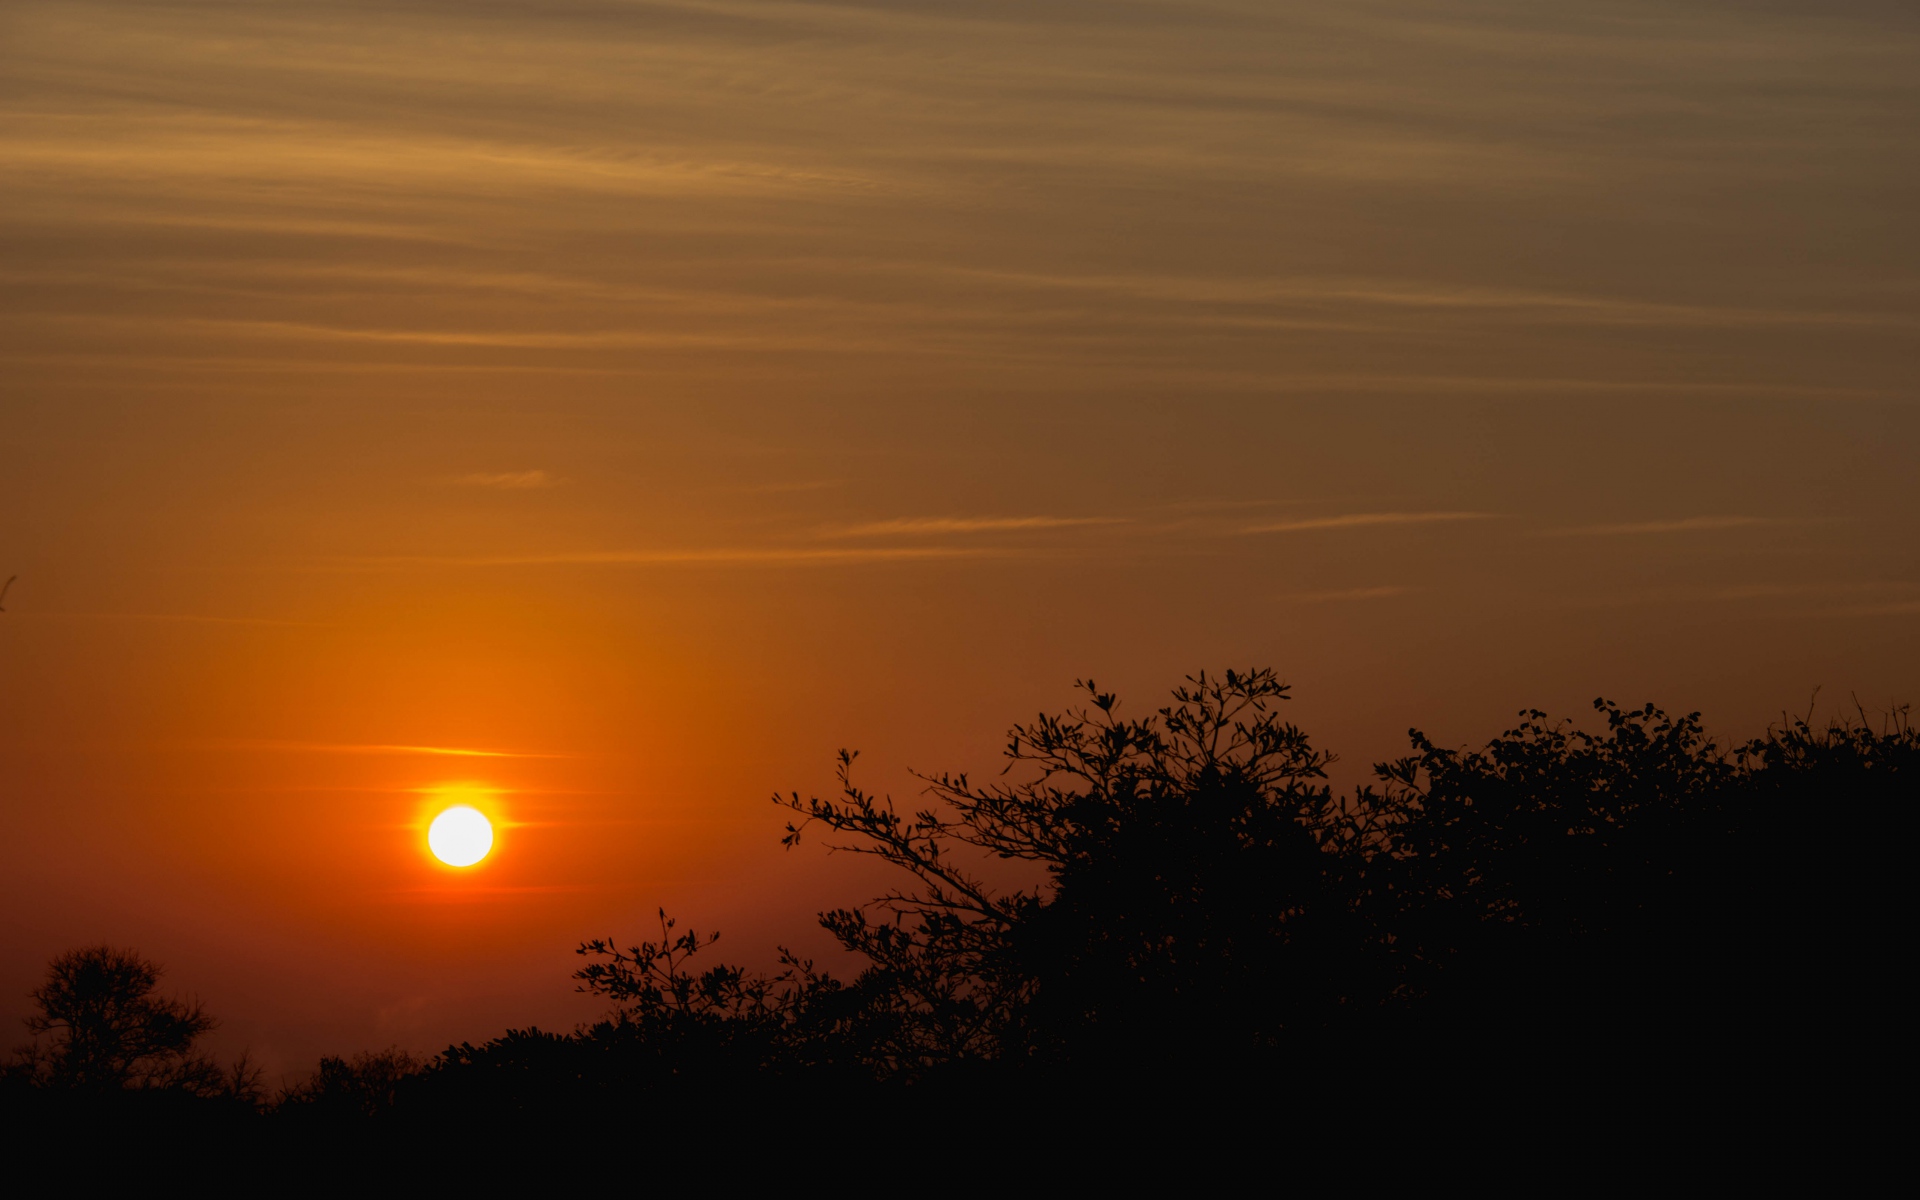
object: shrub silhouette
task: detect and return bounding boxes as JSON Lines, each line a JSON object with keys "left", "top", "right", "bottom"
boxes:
{"left": 21, "top": 672, "right": 1903, "bottom": 1139}
{"left": 564, "top": 670, "right": 1371, "bottom": 1079}
{"left": 277, "top": 1049, "right": 423, "bottom": 1118}
{"left": 566, "top": 673, "right": 1913, "bottom": 1084}
{"left": 1358, "top": 697, "right": 1914, "bottom": 1070}
{"left": 278, "top": 671, "right": 1911, "bottom": 1115}
{"left": 769, "top": 668, "right": 1375, "bottom": 1069}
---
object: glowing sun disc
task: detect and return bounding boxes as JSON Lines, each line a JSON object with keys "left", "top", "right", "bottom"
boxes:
{"left": 428, "top": 806, "right": 494, "bottom": 867}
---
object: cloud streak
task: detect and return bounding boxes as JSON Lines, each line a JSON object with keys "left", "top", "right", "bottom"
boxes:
{"left": 1243, "top": 512, "right": 1494, "bottom": 535}
{"left": 1828, "top": 601, "right": 1920, "bottom": 617}
{"left": 188, "top": 740, "right": 564, "bottom": 758}
{"left": 18, "top": 611, "right": 320, "bottom": 626}
{"left": 826, "top": 516, "right": 1118, "bottom": 538}
{"left": 336, "top": 546, "right": 1004, "bottom": 569}
{"left": 8, "top": 0, "right": 1909, "bottom": 398}
{"left": 1559, "top": 581, "right": 1919, "bottom": 610}
{"left": 1551, "top": 516, "right": 1778, "bottom": 537}
{"left": 1277, "top": 586, "right": 1410, "bottom": 604}
{"left": 452, "top": 470, "right": 558, "bottom": 489}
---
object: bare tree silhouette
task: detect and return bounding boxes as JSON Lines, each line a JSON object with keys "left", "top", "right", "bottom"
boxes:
{"left": 10, "top": 945, "right": 259, "bottom": 1101}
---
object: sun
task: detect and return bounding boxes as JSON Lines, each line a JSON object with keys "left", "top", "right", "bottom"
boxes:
{"left": 428, "top": 805, "right": 494, "bottom": 867}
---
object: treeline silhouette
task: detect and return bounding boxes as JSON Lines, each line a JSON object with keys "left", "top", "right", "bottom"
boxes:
{"left": 7, "top": 670, "right": 1911, "bottom": 1137}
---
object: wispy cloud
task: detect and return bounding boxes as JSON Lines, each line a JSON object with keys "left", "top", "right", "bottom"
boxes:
{"left": 337, "top": 546, "right": 1002, "bottom": 569}
{"left": 389, "top": 885, "right": 596, "bottom": 899}
{"left": 726, "top": 479, "right": 846, "bottom": 496}
{"left": 924, "top": 265, "right": 1920, "bottom": 332}
{"left": 452, "top": 470, "right": 558, "bottom": 489}
{"left": 1551, "top": 516, "right": 1777, "bottom": 536}
{"left": 1243, "top": 512, "right": 1493, "bottom": 534}
{"left": 1825, "top": 600, "right": 1920, "bottom": 618}
{"left": 191, "top": 740, "right": 563, "bottom": 758}
{"left": 826, "top": 516, "right": 1118, "bottom": 538}
{"left": 1279, "top": 586, "right": 1410, "bottom": 604}
{"left": 1561, "top": 581, "right": 1918, "bottom": 610}
{"left": 1707, "top": 584, "right": 1842, "bottom": 601}
{"left": 18, "top": 611, "right": 319, "bottom": 626}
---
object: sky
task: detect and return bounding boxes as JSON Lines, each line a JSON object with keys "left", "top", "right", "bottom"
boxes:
{"left": 1, "top": 0, "right": 1916, "bottom": 1081}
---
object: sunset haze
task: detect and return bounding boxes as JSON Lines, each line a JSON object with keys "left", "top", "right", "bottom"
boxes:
{"left": 2, "top": 0, "right": 1915, "bottom": 1083}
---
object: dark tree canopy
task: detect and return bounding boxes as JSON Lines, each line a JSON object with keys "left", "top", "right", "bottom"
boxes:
{"left": 770, "top": 668, "right": 1371, "bottom": 1067}
{"left": 559, "top": 671, "right": 1913, "bottom": 1089}
{"left": 10, "top": 945, "right": 255, "bottom": 1099}
{"left": 277, "top": 1049, "right": 423, "bottom": 1119}
{"left": 19, "top": 669, "right": 1904, "bottom": 1135}
{"left": 562, "top": 670, "right": 1375, "bottom": 1077}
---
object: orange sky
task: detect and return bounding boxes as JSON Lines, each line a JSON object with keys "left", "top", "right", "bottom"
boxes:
{"left": 2, "top": 0, "right": 1916, "bottom": 1082}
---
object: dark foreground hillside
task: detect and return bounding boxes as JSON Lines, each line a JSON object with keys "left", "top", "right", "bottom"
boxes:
{"left": 6, "top": 671, "right": 1910, "bottom": 1160}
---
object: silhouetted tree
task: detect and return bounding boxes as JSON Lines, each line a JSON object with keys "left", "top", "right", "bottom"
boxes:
{"left": 582, "top": 669, "right": 1383, "bottom": 1075}
{"left": 1366, "top": 701, "right": 1734, "bottom": 988}
{"left": 277, "top": 1049, "right": 423, "bottom": 1118}
{"left": 1353, "top": 696, "right": 1917, "bottom": 1072}
{"left": 10, "top": 945, "right": 259, "bottom": 1101}
{"left": 574, "top": 911, "right": 853, "bottom": 1075}
{"left": 818, "top": 670, "right": 1380, "bottom": 1067}
{"left": 293, "top": 672, "right": 1913, "bottom": 1121}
